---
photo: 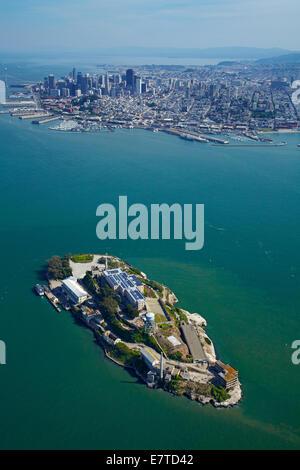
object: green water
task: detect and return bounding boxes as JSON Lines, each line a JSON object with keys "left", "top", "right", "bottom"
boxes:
{"left": 0, "top": 114, "right": 300, "bottom": 449}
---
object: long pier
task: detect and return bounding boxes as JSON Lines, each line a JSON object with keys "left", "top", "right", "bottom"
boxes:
{"left": 213, "top": 143, "right": 286, "bottom": 148}
{"left": 19, "top": 113, "right": 49, "bottom": 120}
{"left": 32, "top": 116, "right": 60, "bottom": 125}
{"left": 164, "top": 128, "right": 229, "bottom": 144}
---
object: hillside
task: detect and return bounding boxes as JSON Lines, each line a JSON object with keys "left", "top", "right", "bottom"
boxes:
{"left": 257, "top": 52, "right": 300, "bottom": 64}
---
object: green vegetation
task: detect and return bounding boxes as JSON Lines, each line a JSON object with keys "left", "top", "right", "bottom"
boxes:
{"left": 82, "top": 271, "right": 99, "bottom": 293}
{"left": 211, "top": 385, "right": 230, "bottom": 402}
{"left": 82, "top": 273, "right": 121, "bottom": 303}
{"left": 71, "top": 253, "right": 93, "bottom": 263}
{"left": 185, "top": 382, "right": 212, "bottom": 397}
{"left": 167, "top": 375, "right": 185, "bottom": 394}
{"left": 169, "top": 351, "right": 182, "bottom": 361}
{"left": 128, "top": 266, "right": 142, "bottom": 276}
{"left": 164, "top": 304, "right": 176, "bottom": 320}
{"left": 99, "top": 297, "right": 132, "bottom": 342}
{"left": 109, "top": 342, "right": 139, "bottom": 365}
{"left": 176, "top": 308, "right": 188, "bottom": 322}
{"left": 162, "top": 303, "right": 187, "bottom": 322}
{"left": 46, "top": 255, "right": 72, "bottom": 280}
{"left": 155, "top": 313, "right": 165, "bottom": 323}
{"left": 124, "top": 304, "right": 140, "bottom": 320}
{"left": 144, "top": 278, "right": 163, "bottom": 294}
{"left": 132, "top": 330, "right": 162, "bottom": 354}
{"left": 143, "top": 286, "right": 155, "bottom": 298}
{"left": 108, "top": 259, "right": 119, "bottom": 269}
{"left": 159, "top": 323, "right": 169, "bottom": 330}
{"left": 109, "top": 341, "right": 152, "bottom": 377}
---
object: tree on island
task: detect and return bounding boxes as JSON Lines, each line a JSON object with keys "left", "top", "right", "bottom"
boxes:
{"left": 46, "top": 255, "right": 72, "bottom": 280}
{"left": 124, "top": 304, "right": 140, "bottom": 320}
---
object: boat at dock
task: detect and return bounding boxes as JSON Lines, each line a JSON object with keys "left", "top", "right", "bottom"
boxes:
{"left": 259, "top": 137, "right": 273, "bottom": 143}
{"left": 35, "top": 284, "right": 44, "bottom": 296}
{"left": 43, "top": 287, "right": 61, "bottom": 312}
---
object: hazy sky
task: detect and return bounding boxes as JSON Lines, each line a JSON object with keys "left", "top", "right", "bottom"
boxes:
{"left": 1, "top": 0, "right": 299, "bottom": 52}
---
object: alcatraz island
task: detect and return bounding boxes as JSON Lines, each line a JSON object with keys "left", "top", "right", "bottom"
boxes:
{"left": 35, "top": 253, "right": 242, "bottom": 407}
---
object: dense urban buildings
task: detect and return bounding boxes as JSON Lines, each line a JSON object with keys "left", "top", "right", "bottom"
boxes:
{"left": 2, "top": 63, "right": 299, "bottom": 137}
{"left": 25, "top": 63, "right": 300, "bottom": 134}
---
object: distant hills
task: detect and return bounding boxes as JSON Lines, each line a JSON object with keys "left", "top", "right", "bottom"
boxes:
{"left": 94, "top": 46, "right": 291, "bottom": 59}
{"left": 1, "top": 47, "right": 299, "bottom": 63}
{"left": 256, "top": 52, "right": 300, "bottom": 64}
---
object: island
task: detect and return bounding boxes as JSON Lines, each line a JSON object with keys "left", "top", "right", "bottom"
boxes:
{"left": 35, "top": 253, "right": 242, "bottom": 407}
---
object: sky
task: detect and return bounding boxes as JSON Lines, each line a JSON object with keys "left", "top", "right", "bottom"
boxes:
{"left": 0, "top": 0, "right": 299, "bottom": 53}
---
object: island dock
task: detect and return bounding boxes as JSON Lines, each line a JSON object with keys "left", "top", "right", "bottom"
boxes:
{"left": 43, "top": 287, "right": 61, "bottom": 312}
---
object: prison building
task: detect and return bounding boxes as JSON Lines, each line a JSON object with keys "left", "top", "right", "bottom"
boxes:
{"left": 62, "top": 276, "right": 88, "bottom": 304}
{"left": 103, "top": 268, "right": 145, "bottom": 310}
{"left": 210, "top": 360, "right": 239, "bottom": 390}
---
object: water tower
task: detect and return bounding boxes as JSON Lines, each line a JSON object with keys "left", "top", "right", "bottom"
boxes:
{"left": 145, "top": 312, "right": 156, "bottom": 333}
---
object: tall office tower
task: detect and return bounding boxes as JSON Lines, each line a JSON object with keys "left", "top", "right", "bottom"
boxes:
{"left": 56, "top": 79, "right": 66, "bottom": 92}
{"left": 72, "top": 68, "right": 76, "bottom": 81}
{"left": 110, "top": 85, "right": 116, "bottom": 98}
{"left": 77, "top": 72, "right": 83, "bottom": 89}
{"left": 61, "top": 88, "right": 70, "bottom": 98}
{"left": 92, "top": 77, "right": 98, "bottom": 89}
{"left": 43, "top": 77, "right": 49, "bottom": 90}
{"left": 99, "top": 74, "right": 105, "bottom": 88}
{"left": 0, "top": 80, "right": 6, "bottom": 104}
{"left": 114, "top": 74, "right": 121, "bottom": 84}
{"left": 81, "top": 74, "right": 89, "bottom": 94}
{"left": 48, "top": 74, "right": 56, "bottom": 90}
{"left": 135, "top": 76, "right": 142, "bottom": 94}
{"left": 126, "top": 68, "right": 135, "bottom": 88}
{"left": 104, "top": 73, "right": 110, "bottom": 94}
{"left": 68, "top": 82, "right": 76, "bottom": 96}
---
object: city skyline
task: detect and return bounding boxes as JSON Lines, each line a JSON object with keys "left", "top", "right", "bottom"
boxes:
{"left": 0, "top": 0, "right": 300, "bottom": 53}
